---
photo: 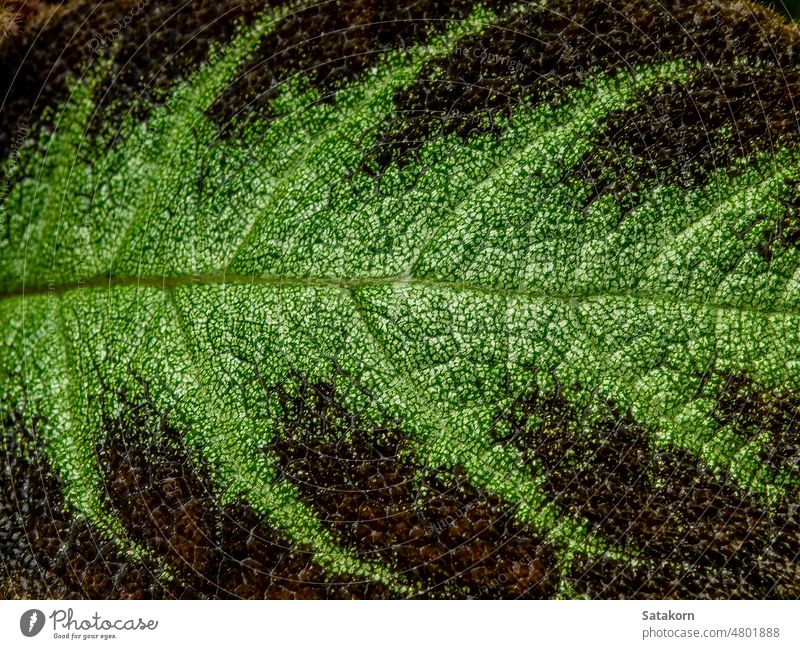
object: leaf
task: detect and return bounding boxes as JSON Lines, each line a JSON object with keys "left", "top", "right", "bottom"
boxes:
{"left": 3, "top": 1, "right": 800, "bottom": 598}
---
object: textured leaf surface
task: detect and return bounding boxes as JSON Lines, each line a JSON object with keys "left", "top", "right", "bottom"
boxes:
{"left": 3, "top": 0, "right": 800, "bottom": 598}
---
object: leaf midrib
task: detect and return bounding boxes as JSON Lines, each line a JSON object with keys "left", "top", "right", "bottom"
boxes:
{"left": 3, "top": 271, "right": 798, "bottom": 319}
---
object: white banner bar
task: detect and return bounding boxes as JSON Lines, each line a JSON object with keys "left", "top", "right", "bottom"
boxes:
{"left": 1, "top": 600, "right": 798, "bottom": 649}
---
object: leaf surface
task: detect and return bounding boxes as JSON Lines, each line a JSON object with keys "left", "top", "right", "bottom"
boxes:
{"left": 3, "top": 1, "right": 800, "bottom": 598}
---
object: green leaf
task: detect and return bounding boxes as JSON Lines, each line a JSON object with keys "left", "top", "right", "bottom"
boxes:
{"left": 3, "top": 3, "right": 800, "bottom": 597}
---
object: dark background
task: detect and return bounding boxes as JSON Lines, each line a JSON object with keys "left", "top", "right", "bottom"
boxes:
{"left": 768, "top": 0, "right": 800, "bottom": 19}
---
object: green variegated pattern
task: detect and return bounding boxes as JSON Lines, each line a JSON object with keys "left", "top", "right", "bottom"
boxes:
{"left": 3, "top": 1, "right": 800, "bottom": 599}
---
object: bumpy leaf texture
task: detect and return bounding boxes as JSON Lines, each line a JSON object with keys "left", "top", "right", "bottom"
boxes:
{"left": 2, "top": 0, "right": 800, "bottom": 599}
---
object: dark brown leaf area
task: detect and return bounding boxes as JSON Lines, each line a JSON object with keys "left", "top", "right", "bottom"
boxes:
{"left": 495, "top": 376, "right": 800, "bottom": 597}
{"left": 367, "top": 0, "right": 800, "bottom": 186}
{"left": 581, "top": 67, "right": 800, "bottom": 204}
{"left": 1, "top": 408, "right": 166, "bottom": 598}
{"left": 0, "top": 0, "right": 279, "bottom": 160}
{"left": 267, "top": 373, "right": 560, "bottom": 598}
{"left": 4, "top": 0, "right": 800, "bottom": 197}
{"left": 95, "top": 382, "right": 389, "bottom": 599}
{"left": 1, "top": 382, "right": 390, "bottom": 599}
{"left": 709, "top": 373, "right": 800, "bottom": 493}
{"left": 208, "top": 0, "right": 511, "bottom": 133}
{"left": 0, "top": 0, "right": 503, "bottom": 160}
